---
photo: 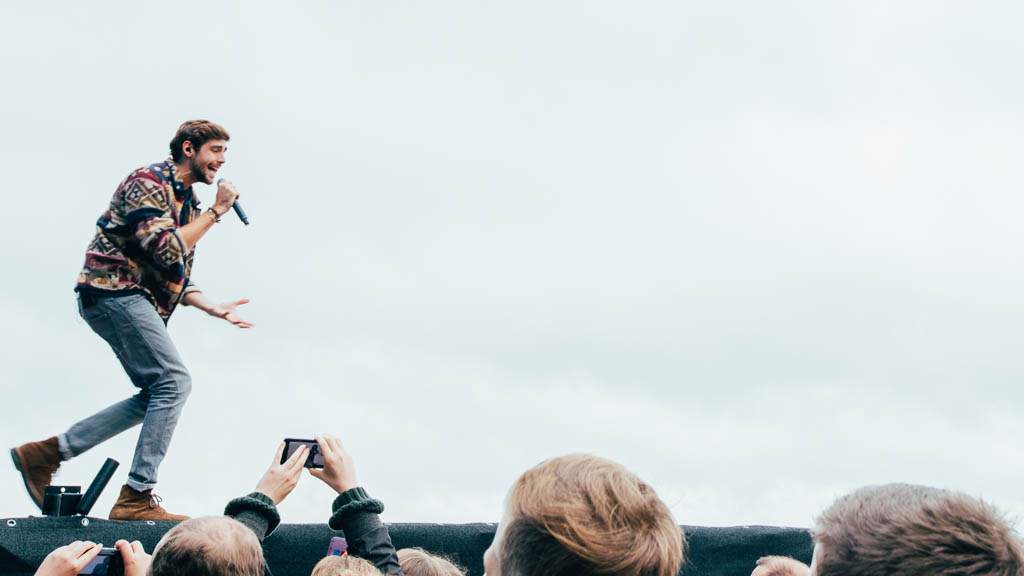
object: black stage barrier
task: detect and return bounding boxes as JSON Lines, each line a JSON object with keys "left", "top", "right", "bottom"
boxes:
{"left": 0, "top": 516, "right": 812, "bottom": 576}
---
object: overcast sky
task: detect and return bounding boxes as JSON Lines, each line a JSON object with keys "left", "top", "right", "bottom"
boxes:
{"left": 2, "top": 1, "right": 1023, "bottom": 529}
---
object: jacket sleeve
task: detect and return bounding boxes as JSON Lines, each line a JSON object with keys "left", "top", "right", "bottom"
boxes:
{"left": 180, "top": 282, "right": 201, "bottom": 303}
{"left": 225, "top": 491, "right": 282, "bottom": 541}
{"left": 120, "top": 175, "right": 188, "bottom": 280}
{"left": 329, "top": 487, "right": 402, "bottom": 575}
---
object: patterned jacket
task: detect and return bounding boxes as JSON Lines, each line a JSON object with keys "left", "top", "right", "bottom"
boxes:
{"left": 76, "top": 159, "right": 202, "bottom": 321}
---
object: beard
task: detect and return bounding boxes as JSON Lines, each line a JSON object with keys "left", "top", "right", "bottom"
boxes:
{"left": 189, "top": 157, "right": 216, "bottom": 185}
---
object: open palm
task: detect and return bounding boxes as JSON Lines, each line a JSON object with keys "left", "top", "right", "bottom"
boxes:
{"left": 213, "top": 298, "right": 254, "bottom": 328}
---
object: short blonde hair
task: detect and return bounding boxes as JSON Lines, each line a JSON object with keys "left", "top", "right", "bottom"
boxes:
{"left": 397, "top": 548, "right": 465, "bottom": 576}
{"left": 754, "top": 556, "right": 809, "bottom": 576}
{"left": 150, "top": 516, "right": 263, "bottom": 576}
{"left": 501, "top": 454, "right": 685, "bottom": 576}
{"left": 812, "top": 484, "right": 1024, "bottom": 576}
{"left": 310, "top": 555, "right": 381, "bottom": 576}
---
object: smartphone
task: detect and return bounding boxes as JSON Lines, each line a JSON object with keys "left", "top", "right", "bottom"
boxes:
{"left": 327, "top": 536, "right": 348, "bottom": 557}
{"left": 79, "top": 548, "right": 123, "bottom": 576}
{"left": 282, "top": 438, "right": 324, "bottom": 468}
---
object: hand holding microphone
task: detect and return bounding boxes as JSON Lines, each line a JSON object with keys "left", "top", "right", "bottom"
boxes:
{"left": 215, "top": 178, "right": 250, "bottom": 225}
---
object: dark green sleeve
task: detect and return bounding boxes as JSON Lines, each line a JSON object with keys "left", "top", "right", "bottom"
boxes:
{"left": 225, "top": 491, "right": 281, "bottom": 541}
{"left": 329, "top": 487, "right": 402, "bottom": 575}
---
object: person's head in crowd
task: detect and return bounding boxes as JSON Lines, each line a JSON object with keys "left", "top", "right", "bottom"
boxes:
{"left": 397, "top": 548, "right": 466, "bottom": 576}
{"left": 150, "top": 516, "right": 265, "bottom": 576}
{"left": 751, "top": 556, "right": 810, "bottom": 576}
{"left": 810, "top": 483, "right": 1024, "bottom": 576}
{"left": 311, "top": 555, "right": 381, "bottom": 576}
{"left": 482, "top": 454, "right": 685, "bottom": 576}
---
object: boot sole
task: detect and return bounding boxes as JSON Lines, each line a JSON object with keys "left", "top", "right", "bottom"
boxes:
{"left": 10, "top": 447, "right": 44, "bottom": 511}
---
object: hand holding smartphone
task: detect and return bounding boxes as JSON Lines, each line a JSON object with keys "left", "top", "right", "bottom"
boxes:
{"left": 79, "top": 548, "right": 124, "bottom": 576}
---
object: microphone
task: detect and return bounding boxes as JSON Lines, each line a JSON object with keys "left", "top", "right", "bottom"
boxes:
{"left": 217, "top": 178, "right": 250, "bottom": 225}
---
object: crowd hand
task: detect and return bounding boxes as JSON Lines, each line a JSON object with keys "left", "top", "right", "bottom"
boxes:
{"left": 210, "top": 298, "right": 254, "bottom": 328}
{"left": 114, "top": 540, "right": 151, "bottom": 576}
{"left": 214, "top": 180, "right": 239, "bottom": 214}
{"left": 33, "top": 541, "right": 101, "bottom": 576}
{"left": 255, "top": 442, "right": 308, "bottom": 505}
{"left": 308, "top": 434, "right": 359, "bottom": 495}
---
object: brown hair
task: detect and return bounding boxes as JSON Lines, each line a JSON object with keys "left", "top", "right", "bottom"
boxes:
{"left": 169, "top": 120, "right": 230, "bottom": 162}
{"left": 149, "top": 516, "right": 264, "bottom": 576}
{"left": 397, "top": 548, "right": 466, "bottom": 576}
{"left": 310, "top": 555, "right": 381, "bottom": 576}
{"left": 811, "top": 483, "right": 1024, "bottom": 576}
{"left": 500, "top": 454, "right": 685, "bottom": 576}
{"left": 754, "top": 556, "right": 809, "bottom": 576}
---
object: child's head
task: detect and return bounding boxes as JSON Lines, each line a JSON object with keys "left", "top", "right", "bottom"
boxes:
{"left": 397, "top": 548, "right": 466, "bottom": 576}
{"left": 311, "top": 555, "right": 381, "bottom": 576}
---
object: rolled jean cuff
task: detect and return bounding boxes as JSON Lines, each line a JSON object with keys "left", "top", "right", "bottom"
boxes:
{"left": 126, "top": 477, "right": 156, "bottom": 492}
{"left": 57, "top": 434, "right": 75, "bottom": 461}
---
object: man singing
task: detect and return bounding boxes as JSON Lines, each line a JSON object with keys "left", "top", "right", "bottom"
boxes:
{"left": 10, "top": 120, "right": 251, "bottom": 521}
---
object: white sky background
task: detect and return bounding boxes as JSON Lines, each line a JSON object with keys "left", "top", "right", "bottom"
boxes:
{"left": 2, "top": 1, "right": 1024, "bottom": 528}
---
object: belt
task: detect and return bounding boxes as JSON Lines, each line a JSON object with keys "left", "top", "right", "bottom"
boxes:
{"left": 79, "top": 290, "right": 145, "bottom": 308}
{"left": 79, "top": 292, "right": 102, "bottom": 308}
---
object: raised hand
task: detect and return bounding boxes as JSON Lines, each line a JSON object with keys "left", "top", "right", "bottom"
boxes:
{"left": 255, "top": 441, "right": 308, "bottom": 505}
{"left": 308, "top": 434, "right": 360, "bottom": 494}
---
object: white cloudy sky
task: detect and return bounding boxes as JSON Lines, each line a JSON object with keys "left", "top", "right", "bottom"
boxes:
{"left": 2, "top": 1, "right": 1024, "bottom": 529}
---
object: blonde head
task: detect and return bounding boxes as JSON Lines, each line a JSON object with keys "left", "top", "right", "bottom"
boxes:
{"left": 397, "top": 548, "right": 465, "bottom": 576}
{"left": 150, "top": 516, "right": 263, "bottom": 576}
{"left": 310, "top": 555, "right": 381, "bottom": 576}
{"left": 500, "top": 454, "right": 685, "bottom": 576}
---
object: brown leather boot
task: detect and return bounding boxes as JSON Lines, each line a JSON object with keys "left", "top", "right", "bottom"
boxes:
{"left": 10, "top": 437, "right": 63, "bottom": 510}
{"left": 109, "top": 484, "right": 190, "bottom": 521}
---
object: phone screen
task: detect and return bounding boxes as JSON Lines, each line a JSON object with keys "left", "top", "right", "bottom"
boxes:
{"left": 282, "top": 438, "right": 324, "bottom": 468}
{"left": 79, "top": 549, "right": 123, "bottom": 576}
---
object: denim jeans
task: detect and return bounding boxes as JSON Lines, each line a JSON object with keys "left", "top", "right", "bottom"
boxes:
{"left": 61, "top": 293, "right": 192, "bottom": 491}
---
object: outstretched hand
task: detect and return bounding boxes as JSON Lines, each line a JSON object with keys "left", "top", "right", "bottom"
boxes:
{"left": 210, "top": 298, "right": 254, "bottom": 328}
{"left": 255, "top": 441, "right": 308, "bottom": 505}
{"left": 308, "top": 434, "right": 360, "bottom": 495}
{"left": 34, "top": 541, "right": 102, "bottom": 576}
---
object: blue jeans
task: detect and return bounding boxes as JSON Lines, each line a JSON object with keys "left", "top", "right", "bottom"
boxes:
{"left": 61, "top": 293, "right": 192, "bottom": 491}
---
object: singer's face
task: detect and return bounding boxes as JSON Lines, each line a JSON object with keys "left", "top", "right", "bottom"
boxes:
{"left": 189, "top": 140, "right": 228, "bottom": 185}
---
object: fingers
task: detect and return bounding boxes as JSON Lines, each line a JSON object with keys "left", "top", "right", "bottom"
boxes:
{"left": 228, "top": 315, "right": 254, "bottom": 328}
{"left": 314, "top": 434, "right": 330, "bottom": 458}
{"left": 271, "top": 441, "right": 285, "bottom": 466}
{"left": 325, "top": 434, "right": 343, "bottom": 455}
{"left": 130, "top": 541, "right": 145, "bottom": 555}
{"left": 323, "top": 430, "right": 344, "bottom": 457}
{"left": 317, "top": 434, "right": 342, "bottom": 455}
{"left": 69, "top": 541, "right": 99, "bottom": 559}
{"left": 115, "top": 540, "right": 136, "bottom": 562}
{"left": 284, "top": 444, "right": 308, "bottom": 471}
{"left": 234, "top": 298, "right": 251, "bottom": 307}
{"left": 287, "top": 446, "right": 309, "bottom": 475}
{"left": 74, "top": 543, "right": 102, "bottom": 569}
